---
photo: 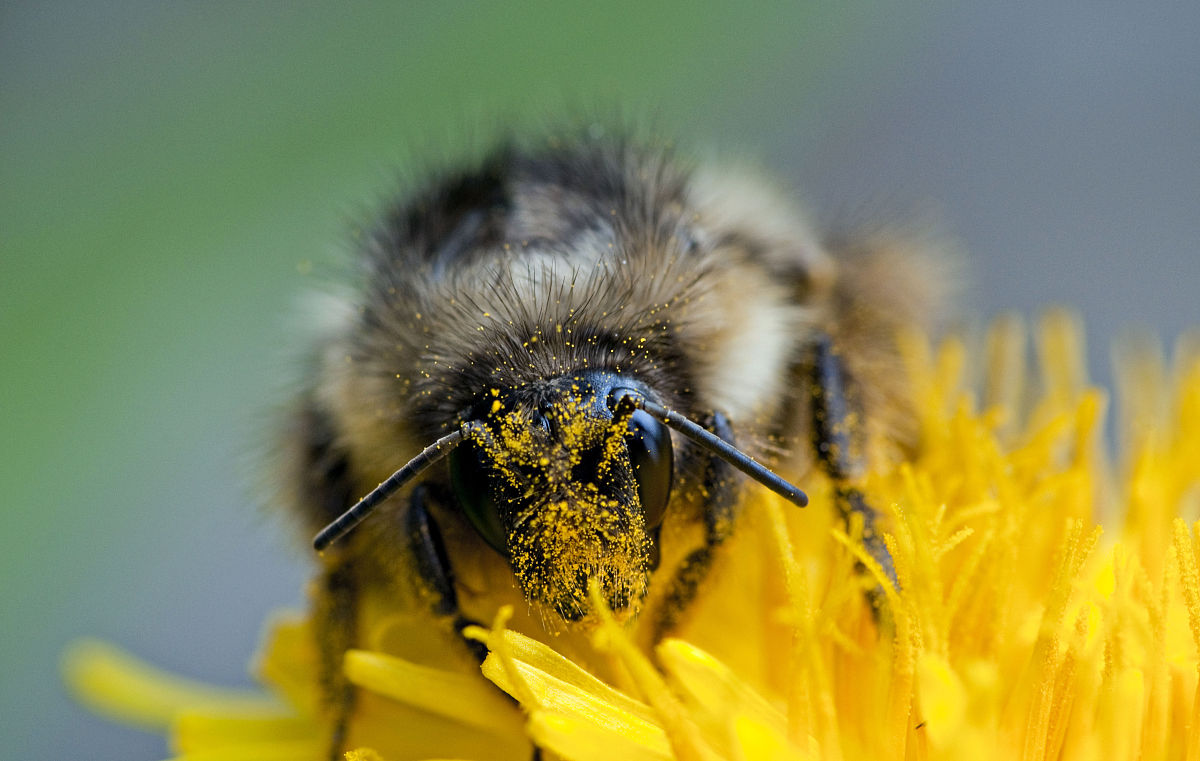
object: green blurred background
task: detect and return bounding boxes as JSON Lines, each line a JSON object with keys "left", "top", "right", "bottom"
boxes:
{"left": 3, "top": 3, "right": 1197, "bottom": 759}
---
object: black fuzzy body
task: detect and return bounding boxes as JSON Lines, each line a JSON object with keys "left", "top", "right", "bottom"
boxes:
{"left": 277, "top": 131, "right": 945, "bottom": 745}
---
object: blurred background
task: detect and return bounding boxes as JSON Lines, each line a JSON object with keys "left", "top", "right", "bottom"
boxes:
{"left": 3, "top": 2, "right": 1197, "bottom": 758}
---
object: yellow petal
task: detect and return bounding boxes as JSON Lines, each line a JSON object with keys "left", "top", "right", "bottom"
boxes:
{"left": 172, "top": 710, "right": 319, "bottom": 753}
{"left": 478, "top": 639, "right": 666, "bottom": 748}
{"left": 470, "top": 626, "right": 657, "bottom": 723}
{"left": 61, "top": 639, "right": 276, "bottom": 731}
{"left": 526, "top": 710, "right": 672, "bottom": 761}
{"left": 343, "top": 649, "right": 519, "bottom": 735}
{"left": 915, "top": 653, "right": 965, "bottom": 748}
{"left": 732, "top": 714, "right": 811, "bottom": 761}
{"left": 253, "top": 612, "right": 322, "bottom": 719}
{"left": 657, "top": 638, "right": 785, "bottom": 734}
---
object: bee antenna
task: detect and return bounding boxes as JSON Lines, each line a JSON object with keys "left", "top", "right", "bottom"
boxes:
{"left": 312, "top": 422, "right": 482, "bottom": 552}
{"left": 616, "top": 394, "right": 808, "bottom": 509}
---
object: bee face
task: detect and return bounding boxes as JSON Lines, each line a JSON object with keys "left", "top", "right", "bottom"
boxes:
{"left": 446, "top": 371, "right": 673, "bottom": 621}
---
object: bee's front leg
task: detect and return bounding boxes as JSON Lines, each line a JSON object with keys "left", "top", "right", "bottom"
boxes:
{"left": 409, "top": 486, "right": 541, "bottom": 758}
{"left": 313, "top": 562, "right": 358, "bottom": 761}
{"left": 810, "top": 335, "right": 897, "bottom": 592}
{"left": 406, "top": 484, "right": 488, "bottom": 662}
{"left": 316, "top": 487, "right": 497, "bottom": 759}
{"left": 651, "top": 411, "right": 739, "bottom": 641}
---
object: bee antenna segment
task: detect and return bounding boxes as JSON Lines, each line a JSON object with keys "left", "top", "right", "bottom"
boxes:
{"left": 312, "top": 423, "right": 481, "bottom": 552}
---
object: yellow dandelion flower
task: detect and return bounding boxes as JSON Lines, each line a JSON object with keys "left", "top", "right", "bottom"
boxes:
{"left": 65, "top": 312, "right": 1200, "bottom": 761}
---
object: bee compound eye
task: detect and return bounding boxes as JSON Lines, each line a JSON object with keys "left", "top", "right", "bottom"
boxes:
{"left": 626, "top": 409, "right": 674, "bottom": 529}
{"left": 447, "top": 439, "right": 508, "bottom": 556}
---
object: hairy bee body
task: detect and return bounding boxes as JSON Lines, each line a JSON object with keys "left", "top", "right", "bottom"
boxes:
{"left": 280, "top": 130, "right": 943, "bottom": 749}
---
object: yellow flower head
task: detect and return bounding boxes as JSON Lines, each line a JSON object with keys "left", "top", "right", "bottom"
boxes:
{"left": 65, "top": 312, "right": 1200, "bottom": 761}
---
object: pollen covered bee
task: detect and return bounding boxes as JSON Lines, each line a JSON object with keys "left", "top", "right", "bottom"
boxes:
{"left": 279, "top": 128, "right": 943, "bottom": 752}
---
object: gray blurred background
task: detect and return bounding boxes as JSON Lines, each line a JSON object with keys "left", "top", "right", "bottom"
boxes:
{"left": 2, "top": 3, "right": 1196, "bottom": 759}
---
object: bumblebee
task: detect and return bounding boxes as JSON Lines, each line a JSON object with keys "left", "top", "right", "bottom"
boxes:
{"left": 279, "top": 129, "right": 943, "bottom": 753}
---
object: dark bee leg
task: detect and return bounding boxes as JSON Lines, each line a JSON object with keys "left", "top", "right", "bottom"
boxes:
{"left": 313, "top": 563, "right": 358, "bottom": 761}
{"left": 810, "top": 335, "right": 897, "bottom": 592}
{"left": 314, "top": 487, "right": 486, "bottom": 760}
{"left": 652, "top": 411, "right": 739, "bottom": 640}
{"left": 407, "top": 484, "right": 488, "bottom": 662}
{"left": 411, "top": 486, "right": 539, "bottom": 759}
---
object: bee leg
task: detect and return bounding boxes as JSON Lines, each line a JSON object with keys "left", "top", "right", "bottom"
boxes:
{"left": 409, "top": 487, "right": 537, "bottom": 758}
{"left": 313, "top": 563, "right": 358, "bottom": 761}
{"left": 810, "top": 335, "right": 898, "bottom": 597}
{"left": 407, "top": 484, "right": 489, "bottom": 662}
{"left": 652, "top": 411, "right": 739, "bottom": 641}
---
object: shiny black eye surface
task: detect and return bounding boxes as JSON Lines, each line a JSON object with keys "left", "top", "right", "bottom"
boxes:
{"left": 447, "top": 441, "right": 507, "bottom": 556}
{"left": 626, "top": 408, "right": 673, "bottom": 529}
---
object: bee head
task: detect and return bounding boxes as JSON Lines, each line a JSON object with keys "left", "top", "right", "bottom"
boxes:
{"left": 448, "top": 371, "right": 673, "bottom": 623}
{"left": 313, "top": 368, "right": 805, "bottom": 627}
